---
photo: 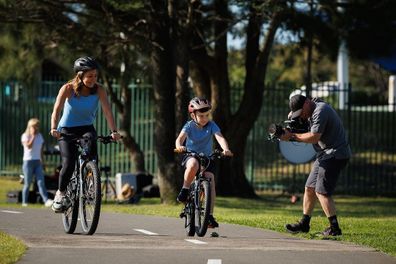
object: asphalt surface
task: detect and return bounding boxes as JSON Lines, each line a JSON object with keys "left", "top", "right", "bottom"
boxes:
{"left": 1, "top": 207, "right": 395, "bottom": 264}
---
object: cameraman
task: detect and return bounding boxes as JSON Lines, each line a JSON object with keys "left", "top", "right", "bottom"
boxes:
{"left": 280, "top": 94, "right": 351, "bottom": 237}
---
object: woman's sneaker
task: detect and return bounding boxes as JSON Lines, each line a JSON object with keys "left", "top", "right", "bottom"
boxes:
{"left": 208, "top": 215, "right": 219, "bottom": 228}
{"left": 285, "top": 221, "right": 310, "bottom": 234}
{"left": 52, "top": 192, "right": 70, "bottom": 213}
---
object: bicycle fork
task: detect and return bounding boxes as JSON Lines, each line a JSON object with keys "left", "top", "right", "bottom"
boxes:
{"left": 194, "top": 176, "right": 211, "bottom": 210}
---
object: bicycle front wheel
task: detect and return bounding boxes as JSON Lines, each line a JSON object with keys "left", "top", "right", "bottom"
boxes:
{"left": 185, "top": 200, "right": 195, "bottom": 236}
{"left": 62, "top": 175, "right": 79, "bottom": 234}
{"left": 79, "top": 161, "right": 101, "bottom": 235}
{"left": 194, "top": 180, "right": 211, "bottom": 237}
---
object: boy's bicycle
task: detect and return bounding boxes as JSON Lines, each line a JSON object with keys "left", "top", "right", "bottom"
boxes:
{"left": 175, "top": 149, "right": 223, "bottom": 237}
{"left": 60, "top": 133, "right": 116, "bottom": 235}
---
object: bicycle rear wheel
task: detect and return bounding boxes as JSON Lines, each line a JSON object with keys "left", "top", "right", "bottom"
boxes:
{"left": 79, "top": 161, "right": 101, "bottom": 235}
{"left": 62, "top": 175, "right": 79, "bottom": 234}
{"left": 194, "top": 180, "right": 211, "bottom": 237}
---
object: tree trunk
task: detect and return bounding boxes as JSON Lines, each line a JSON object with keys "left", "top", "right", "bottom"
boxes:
{"left": 150, "top": 0, "right": 179, "bottom": 204}
{"left": 218, "top": 5, "right": 283, "bottom": 197}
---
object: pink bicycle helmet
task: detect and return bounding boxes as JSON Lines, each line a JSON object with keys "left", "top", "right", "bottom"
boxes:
{"left": 188, "top": 97, "right": 211, "bottom": 113}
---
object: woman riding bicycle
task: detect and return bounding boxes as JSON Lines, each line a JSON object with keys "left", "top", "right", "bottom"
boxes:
{"left": 175, "top": 97, "right": 233, "bottom": 228}
{"left": 50, "top": 56, "right": 121, "bottom": 212}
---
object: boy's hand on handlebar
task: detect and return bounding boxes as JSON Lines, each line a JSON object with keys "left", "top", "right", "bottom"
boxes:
{"left": 174, "top": 146, "right": 186, "bottom": 153}
{"left": 223, "top": 149, "right": 233, "bottom": 156}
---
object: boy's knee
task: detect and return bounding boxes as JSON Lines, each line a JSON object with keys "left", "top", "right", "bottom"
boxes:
{"left": 185, "top": 158, "right": 199, "bottom": 169}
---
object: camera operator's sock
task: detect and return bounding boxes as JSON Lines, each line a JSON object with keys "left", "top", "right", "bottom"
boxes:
{"left": 301, "top": 214, "right": 311, "bottom": 226}
{"left": 328, "top": 215, "right": 339, "bottom": 229}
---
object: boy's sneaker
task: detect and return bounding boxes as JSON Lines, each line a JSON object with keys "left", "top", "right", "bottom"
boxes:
{"left": 208, "top": 215, "right": 219, "bottom": 228}
{"left": 177, "top": 188, "right": 189, "bottom": 203}
{"left": 321, "top": 226, "right": 342, "bottom": 236}
{"left": 285, "top": 221, "right": 310, "bottom": 234}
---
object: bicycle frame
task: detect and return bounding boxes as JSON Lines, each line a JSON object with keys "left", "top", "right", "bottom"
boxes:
{"left": 61, "top": 134, "right": 115, "bottom": 235}
{"left": 177, "top": 149, "right": 223, "bottom": 237}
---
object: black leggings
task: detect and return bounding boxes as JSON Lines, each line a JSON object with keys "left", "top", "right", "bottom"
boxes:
{"left": 58, "top": 125, "right": 97, "bottom": 192}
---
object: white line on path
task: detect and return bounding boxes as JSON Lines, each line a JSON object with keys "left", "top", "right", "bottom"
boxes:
{"left": 207, "top": 260, "right": 222, "bottom": 264}
{"left": 1, "top": 210, "right": 23, "bottom": 214}
{"left": 133, "top": 229, "right": 159, "bottom": 236}
{"left": 184, "top": 239, "right": 208, "bottom": 245}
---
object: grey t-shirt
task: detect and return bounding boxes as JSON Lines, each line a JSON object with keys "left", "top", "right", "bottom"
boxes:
{"left": 309, "top": 98, "right": 352, "bottom": 160}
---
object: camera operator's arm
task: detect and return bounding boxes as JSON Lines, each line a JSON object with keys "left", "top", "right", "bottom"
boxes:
{"left": 281, "top": 130, "right": 321, "bottom": 144}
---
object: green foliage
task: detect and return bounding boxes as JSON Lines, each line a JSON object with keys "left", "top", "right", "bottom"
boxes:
{"left": 0, "top": 24, "right": 43, "bottom": 83}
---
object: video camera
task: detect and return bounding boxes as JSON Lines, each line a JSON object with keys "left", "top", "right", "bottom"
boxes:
{"left": 267, "top": 117, "right": 309, "bottom": 141}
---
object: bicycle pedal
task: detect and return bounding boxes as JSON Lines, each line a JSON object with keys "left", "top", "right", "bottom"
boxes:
{"left": 179, "top": 212, "right": 186, "bottom": 218}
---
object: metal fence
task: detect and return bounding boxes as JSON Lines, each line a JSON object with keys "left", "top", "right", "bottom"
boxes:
{"left": 0, "top": 80, "right": 156, "bottom": 177}
{"left": 1, "top": 80, "right": 395, "bottom": 196}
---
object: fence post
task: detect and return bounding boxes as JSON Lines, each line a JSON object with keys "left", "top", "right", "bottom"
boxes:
{"left": 389, "top": 75, "right": 396, "bottom": 112}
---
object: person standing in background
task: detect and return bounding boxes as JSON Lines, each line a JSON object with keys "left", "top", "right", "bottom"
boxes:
{"left": 21, "top": 118, "right": 53, "bottom": 207}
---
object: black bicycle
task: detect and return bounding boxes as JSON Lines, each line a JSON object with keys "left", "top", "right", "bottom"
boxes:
{"left": 175, "top": 149, "right": 223, "bottom": 237}
{"left": 60, "top": 134, "right": 116, "bottom": 235}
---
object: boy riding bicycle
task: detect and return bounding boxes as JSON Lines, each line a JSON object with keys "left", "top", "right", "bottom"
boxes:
{"left": 175, "top": 97, "right": 233, "bottom": 228}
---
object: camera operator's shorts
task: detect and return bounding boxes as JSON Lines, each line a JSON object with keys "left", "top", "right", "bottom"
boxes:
{"left": 306, "top": 157, "right": 349, "bottom": 196}
{"left": 181, "top": 155, "right": 216, "bottom": 174}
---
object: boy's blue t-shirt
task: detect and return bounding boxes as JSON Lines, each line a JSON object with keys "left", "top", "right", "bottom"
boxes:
{"left": 182, "top": 120, "right": 220, "bottom": 156}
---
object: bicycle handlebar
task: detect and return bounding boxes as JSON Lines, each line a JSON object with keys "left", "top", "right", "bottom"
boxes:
{"left": 60, "top": 133, "right": 121, "bottom": 145}
{"left": 173, "top": 149, "right": 224, "bottom": 159}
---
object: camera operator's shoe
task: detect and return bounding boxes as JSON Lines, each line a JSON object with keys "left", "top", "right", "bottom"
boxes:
{"left": 177, "top": 188, "right": 189, "bottom": 203}
{"left": 321, "top": 226, "right": 342, "bottom": 237}
{"left": 285, "top": 221, "right": 310, "bottom": 234}
{"left": 208, "top": 215, "right": 219, "bottom": 228}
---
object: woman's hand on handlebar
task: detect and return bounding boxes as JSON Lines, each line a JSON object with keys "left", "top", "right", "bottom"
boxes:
{"left": 49, "top": 129, "right": 60, "bottom": 139}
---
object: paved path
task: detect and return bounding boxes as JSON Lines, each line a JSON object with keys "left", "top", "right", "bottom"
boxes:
{"left": 1, "top": 207, "right": 395, "bottom": 264}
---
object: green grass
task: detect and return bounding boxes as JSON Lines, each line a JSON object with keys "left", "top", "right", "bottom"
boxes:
{"left": 0, "top": 231, "right": 26, "bottom": 264}
{"left": 1, "top": 176, "right": 395, "bottom": 261}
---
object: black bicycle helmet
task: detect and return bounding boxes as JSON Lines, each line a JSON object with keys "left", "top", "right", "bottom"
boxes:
{"left": 73, "top": 56, "right": 99, "bottom": 73}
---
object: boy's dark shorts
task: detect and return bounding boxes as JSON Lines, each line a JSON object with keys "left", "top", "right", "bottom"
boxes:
{"left": 181, "top": 155, "right": 216, "bottom": 174}
{"left": 306, "top": 157, "right": 349, "bottom": 196}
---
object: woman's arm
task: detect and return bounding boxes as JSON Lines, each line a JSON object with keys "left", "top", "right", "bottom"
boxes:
{"left": 97, "top": 86, "right": 120, "bottom": 140}
{"left": 50, "top": 84, "right": 69, "bottom": 138}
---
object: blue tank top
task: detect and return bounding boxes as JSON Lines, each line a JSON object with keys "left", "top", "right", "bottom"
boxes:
{"left": 58, "top": 93, "right": 99, "bottom": 128}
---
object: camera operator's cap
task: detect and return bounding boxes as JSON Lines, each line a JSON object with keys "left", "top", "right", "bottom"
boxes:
{"left": 289, "top": 94, "right": 306, "bottom": 118}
